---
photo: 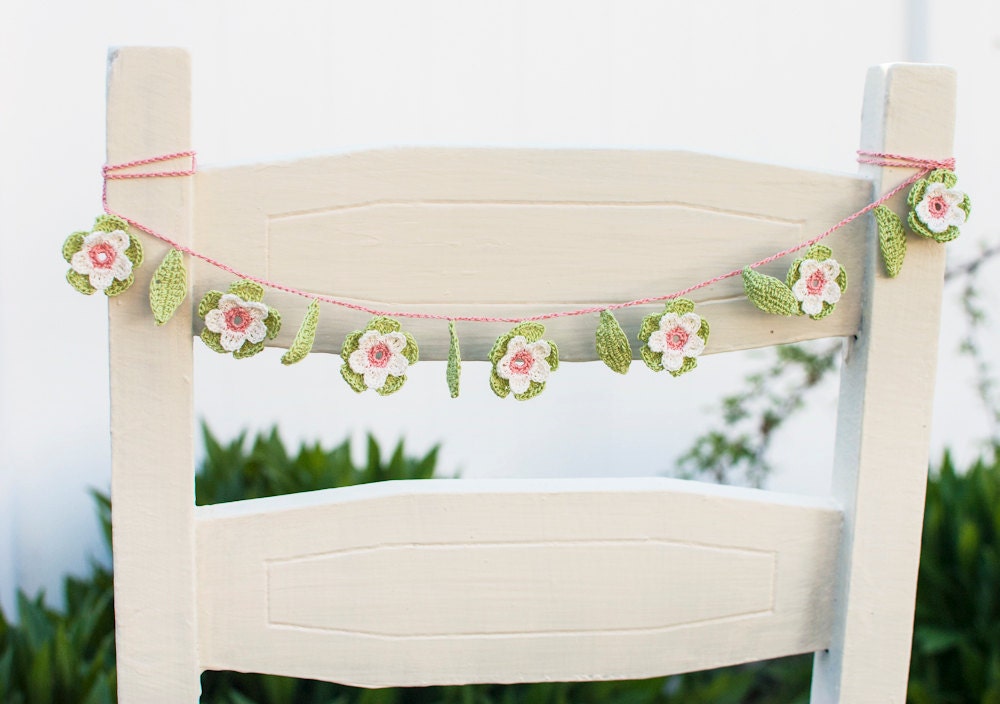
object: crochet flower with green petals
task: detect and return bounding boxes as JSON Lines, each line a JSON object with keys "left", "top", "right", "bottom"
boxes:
{"left": 908, "top": 169, "right": 970, "bottom": 243}
{"left": 341, "top": 317, "right": 419, "bottom": 395}
{"left": 198, "top": 281, "right": 281, "bottom": 359}
{"left": 63, "top": 215, "right": 143, "bottom": 296}
{"left": 489, "top": 322, "right": 559, "bottom": 400}
{"left": 638, "top": 298, "right": 709, "bottom": 377}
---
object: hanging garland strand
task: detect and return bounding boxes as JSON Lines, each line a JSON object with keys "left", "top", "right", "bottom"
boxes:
{"left": 96, "top": 150, "right": 956, "bottom": 324}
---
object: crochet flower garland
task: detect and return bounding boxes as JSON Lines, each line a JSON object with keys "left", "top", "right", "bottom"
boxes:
{"left": 873, "top": 169, "right": 970, "bottom": 277}
{"left": 68, "top": 150, "right": 970, "bottom": 399}
{"left": 63, "top": 215, "right": 143, "bottom": 296}
{"left": 909, "top": 170, "right": 970, "bottom": 242}
{"left": 742, "top": 244, "right": 847, "bottom": 320}
{"left": 639, "top": 299, "right": 709, "bottom": 377}
{"left": 490, "top": 323, "right": 559, "bottom": 400}
{"left": 198, "top": 281, "right": 281, "bottom": 359}
{"left": 341, "top": 317, "right": 419, "bottom": 395}
{"left": 787, "top": 245, "right": 847, "bottom": 320}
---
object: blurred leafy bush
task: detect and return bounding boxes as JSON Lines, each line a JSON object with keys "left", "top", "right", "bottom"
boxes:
{"left": 907, "top": 448, "right": 1000, "bottom": 704}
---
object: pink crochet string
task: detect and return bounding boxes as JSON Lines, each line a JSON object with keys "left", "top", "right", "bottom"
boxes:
{"left": 101, "top": 150, "right": 955, "bottom": 324}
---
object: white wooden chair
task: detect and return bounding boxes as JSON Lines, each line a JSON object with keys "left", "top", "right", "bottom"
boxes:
{"left": 106, "top": 47, "right": 953, "bottom": 702}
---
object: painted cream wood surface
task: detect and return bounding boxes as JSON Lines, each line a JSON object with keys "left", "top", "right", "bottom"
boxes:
{"left": 106, "top": 47, "right": 951, "bottom": 703}
{"left": 811, "top": 64, "right": 954, "bottom": 703}
{"left": 197, "top": 478, "right": 840, "bottom": 686}
{"left": 106, "top": 48, "right": 201, "bottom": 702}
{"left": 192, "top": 149, "right": 872, "bottom": 360}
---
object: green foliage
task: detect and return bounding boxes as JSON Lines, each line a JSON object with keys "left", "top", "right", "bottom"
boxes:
{"left": 200, "top": 658, "right": 812, "bottom": 704}
{"left": 196, "top": 425, "right": 441, "bottom": 506}
{"left": 0, "top": 555, "right": 116, "bottom": 704}
{"left": 7, "top": 429, "right": 1000, "bottom": 702}
{"left": 677, "top": 342, "right": 840, "bottom": 487}
{"left": 908, "top": 447, "right": 1000, "bottom": 704}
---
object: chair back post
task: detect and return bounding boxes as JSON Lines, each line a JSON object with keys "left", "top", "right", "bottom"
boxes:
{"left": 107, "top": 47, "right": 200, "bottom": 702}
{"left": 811, "top": 63, "right": 955, "bottom": 702}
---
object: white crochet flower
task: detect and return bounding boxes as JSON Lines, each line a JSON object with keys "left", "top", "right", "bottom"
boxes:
{"left": 496, "top": 335, "right": 552, "bottom": 394}
{"left": 647, "top": 312, "right": 706, "bottom": 372}
{"left": 203, "top": 293, "right": 271, "bottom": 352}
{"left": 914, "top": 182, "right": 967, "bottom": 234}
{"left": 791, "top": 258, "right": 842, "bottom": 316}
{"left": 348, "top": 330, "right": 411, "bottom": 390}
{"left": 69, "top": 230, "right": 134, "bottom": 291}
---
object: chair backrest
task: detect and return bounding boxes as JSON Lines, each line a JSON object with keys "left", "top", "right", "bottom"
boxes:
{"left": 105, "top": 47, "right": 954, "bottom": 703}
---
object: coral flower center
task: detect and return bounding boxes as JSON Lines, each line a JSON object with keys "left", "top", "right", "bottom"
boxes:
{"left": 509, "top": 349, "right": 535, "bottom": 373}
{"left": 89, "top": 243, "right": 117, "bottom": 269}
{"left": 225, "top": 307, "right": 252, "bottom": 332}
{"left": 927, "top": 195, "right": 949, "bottom": 217}
{"left": 806, "top": 270, "right": 827, "bottom": 295}
{"left": 368, "top": 342, "right": 391, "bottom": 368}
{"left": 665, "top": 326, "right": 689, "bottom": 350}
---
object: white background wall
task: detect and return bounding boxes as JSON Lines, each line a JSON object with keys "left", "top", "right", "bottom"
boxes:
{"left": 1, "top": 1, "right": 998, "bottom": 614}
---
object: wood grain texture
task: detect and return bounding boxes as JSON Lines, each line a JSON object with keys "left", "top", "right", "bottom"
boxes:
{"left": 191, "top": 149, "right": 872, "bottom": 360}
{"left": 810, "top": 63, "right": 955, "bottom": 703}
{"left": 106, "top": 48, "right": 201, "bottom": 702}
{"left": 196, "top": 478, "right": 841, "bottom": 687}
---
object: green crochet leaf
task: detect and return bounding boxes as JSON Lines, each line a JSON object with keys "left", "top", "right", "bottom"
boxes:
{"left": 805, "top": 244, "right": 832, "bottom": 261}
{"left": 376, "top": 374, "right": 406, "bottom": 397}
{"left": 401, "top": 331, "right": 419, "bottom": 364}
{"left": 907, "top": 179, "right": 928, "bottom": 210}
{"left": 665, "top": 298, "right": 696, "bottom": 315}
{"left": 698, "top": 319, "right": 710, "bottom": 340}
{"left": 233, "top": 340, "right": 265, "bottom": 359}
{"left": 743, "top": 267, "right": 799, "bottom": 316}
{"left": 263, "top": 308, "right": 282, "bottom": 340}
{"left": 447, "top": 321, "right": 461, "bottom": 398}
{"left": 93, "top": 215, "right": 130, "bottom": 234}
{"left": 836, "top": 262, "right": 848, "bottom": 293}
{"left": 874, "top": 205, "right": 907, "bottom": 277}
{"left": 149, "top": 249, "right": 188, "bottom": 325}
{"left": 596, "top": 310, "right": 631, "bottom": 374}
{"left": 200, "top": 328, "right": 226, "bottom": 354}
{"left": 369, "top": 317, "right": 401, "bottom": 334}
{"left": 638, "top": 311, "right": 662, "bottom": 342}
{"left": 62, "top": 232, "right": 86, "bottom": 262}
{"left": 513, "top": 381, "right": 545, "bottom": 402}
{"left": 785, "top": 259, "right": 803, "bottom": 289}
{"left": 125, "top": 234, "right": 144, "bottom": 269}
{"left": 641, "top": 345, "right": 664, "bottom": 372}
{"left": 341, "top": 331, "right": 363, "bottom": 358}
{"left": 228, "top": 280, "right": 265, "bottom": 303}
{"left": 66, "top": 270, "right": 96, "bottom": 295}
{"left": 546, "top": 340, "right": 560, "bottom": 372}
{"left": 810, "top": 302, "right": 836, "bottom": 320}
{"left": 960, "top": 193, "right": 972, "bottom": 219}
{"left": 670, "top": 356, "right": 698, "bottom": 378}
{"left": 340, "top": 366, "right": 367, "bottom": 394}
{"left": 281, "top": 300, "right": 321, "bottom": 365}
{"left": 104, "top": 274, "right": 134, "bottom": 297}
{"left": 489, "top": 370, "right": 510, "bottom": 399}
{"left": 927, "top": 168, "right": 959, "bottom": 189}
{"left": 198, "top": 291, "right": 223, "bottom": 318}
{"left": 489, "top": 332, "right": 514, "bottom": 365}
{"left": 510, "top": 322, "right": 545, "bottom": 343}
